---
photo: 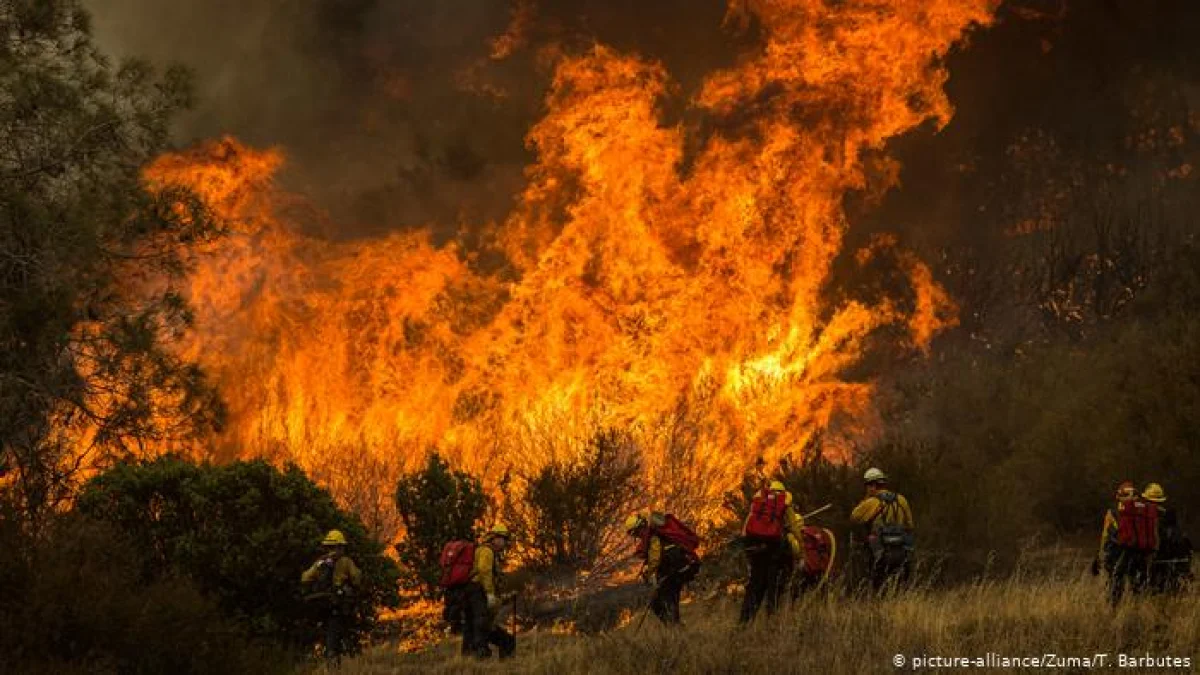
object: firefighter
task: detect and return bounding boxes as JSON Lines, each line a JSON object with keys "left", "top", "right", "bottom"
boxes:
{"left": 1143, "top": 483, "right": 1192, "bottom": 594}
{"left": 300, "top": 529, "right": 362, "bottom": 661}
{"left": 461, "top": 524, "right": 516, "bottom": 659}
{"left": 625, "top": 512, "right": 700, "bottom": 625}
{"left": 1096, "top": 481, "right": 1158, "bottom": 606}
{"left": 1094, "top": 480, "right": 1137, "bottom": 577}
{"left": 739, "top": 480, "right": 804, "bottom": 623}
{"left": 849, "top": 468, "right": 914, "bottom": 592}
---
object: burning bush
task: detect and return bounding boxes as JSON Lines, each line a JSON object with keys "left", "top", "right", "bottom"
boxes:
{"left": 501, "top": 428, "right": 642, "bottom": 571}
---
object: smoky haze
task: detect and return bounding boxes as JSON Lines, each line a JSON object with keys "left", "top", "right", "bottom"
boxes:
{"left": 83, "top": 0, "right": 739, "bottom": 240}
{"left": 86, "top": 0, "right": 530, "bottom": 237}
{"left": 86, "top": 0, "right": 1200, "bottom": 261}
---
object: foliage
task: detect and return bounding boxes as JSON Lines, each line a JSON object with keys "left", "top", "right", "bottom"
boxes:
{"left": 393, "top": 452, "right": 489, "bottom": 597}
{"left": 0, "top": 0, "right": 224, "bottom": 528}
{"left": 0, "top": 508, "right": 288, "bottom": 675}
{"left": 75, "top": 456, "right": 400, "bottom": 650}
{"left": 502, "top": 429, "right": 642, "bottom": 571}
{"left": 867, "top": 256, "right": 1200, "bottom": 576}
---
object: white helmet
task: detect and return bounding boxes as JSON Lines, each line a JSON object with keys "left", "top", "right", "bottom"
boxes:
{"left": 863, "top": 467, "right": 887, "bottom": 484}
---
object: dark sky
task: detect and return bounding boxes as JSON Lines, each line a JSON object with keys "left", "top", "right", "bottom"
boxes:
{"left": 863, "top": 0, "right": 1200, "bottom": 252}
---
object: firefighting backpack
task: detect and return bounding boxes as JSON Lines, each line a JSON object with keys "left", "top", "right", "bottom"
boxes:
{"left": 869, "top": 492, "right": 913, "bottom": 563}
{"left": 438, "top": 540, "right": 477, "bottom": 588}
{"left": 655, "top": 513, "right": 701, "bottom": 555}
{"left": 1116, "top": 499, "right": 1159, "bottom": 551}
{"left": 745, "top": 488, "right": 789, "bottom": 541}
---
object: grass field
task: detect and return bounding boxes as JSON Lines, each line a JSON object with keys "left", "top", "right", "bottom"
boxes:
{"left": 317, "top": 568, "right": 1198, "bottom": 674}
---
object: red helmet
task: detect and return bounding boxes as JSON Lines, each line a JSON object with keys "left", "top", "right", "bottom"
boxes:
{"left": 1116, "top": 480, "right": 1137, "bottom": 500}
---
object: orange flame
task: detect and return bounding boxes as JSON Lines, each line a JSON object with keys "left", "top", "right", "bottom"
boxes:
{"left": 143, "top": 0, "right": 992, "bottom": 524}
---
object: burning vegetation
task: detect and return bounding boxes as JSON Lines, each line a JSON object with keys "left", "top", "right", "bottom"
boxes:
{"left": 141, "top": 0, "right": 991, "bottom": 524}
{"left": 6, "top": 0, "right": 1200, "bottom": 671}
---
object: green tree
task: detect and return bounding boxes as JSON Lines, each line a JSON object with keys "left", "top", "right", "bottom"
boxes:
{"left": 75, "top": 456, "right": 400, "bottom": 651}
{"left": 0, "top": 0, "right": 223, "bottom": 527}
{"left": 393, "top": 452, "right": 488, "bottom": 597}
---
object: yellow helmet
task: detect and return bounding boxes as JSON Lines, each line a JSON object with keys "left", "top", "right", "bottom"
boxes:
{"left": 1142, "top": 483, "right": 1166, "bottom": 503}
{"left": 863, "top": 468, "right": 887, "bottom": 484}
{"left": 321, "top": 529, "right": 347, "bottom": 546}
{"left": 769, "top": 480, "right": 786, "bottom": 491}
{"left": 488, "top": 523, "right": 511, "bottom": 539}
{"left": 624, "top": 514, "right": 646, "bottom": 534}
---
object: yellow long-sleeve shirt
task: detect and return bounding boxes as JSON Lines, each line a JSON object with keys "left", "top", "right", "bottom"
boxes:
{"left": 850, "top": 491, "right": 914, "bottom": 531}
{"left": 1098, "top": 508, "right": 1119, "bottom": 559}
{"left": 301, "top": 554, "right": 362, "bottom": 589}
{"left": 645, "top": 536, "right": 664, "bottom": 577}
{"left": 471, "top": 544, "right": 501, "bottom": 595}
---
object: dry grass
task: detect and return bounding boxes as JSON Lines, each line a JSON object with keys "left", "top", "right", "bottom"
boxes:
{"left": 318, "top": 570, "right": 1197, "bottom": 674}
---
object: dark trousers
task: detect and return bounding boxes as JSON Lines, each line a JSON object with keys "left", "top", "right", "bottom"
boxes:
{"left": 870, "top": 547, "right": 911, "bottom": 592}
{"left": 740, "top": 543, "right": 788, "bottom": 623}
{"left": 455, "top": 583, "right": 515, "bottom": 659}
{"left": 1109, "top": 548, "right": 1150, "bottom": 606}
{"left": 1149, "top": 555, "right": 1192, "bottom": 594}
{"left": 1149, "top": 536, "right": 1193, "bottom": 595}
{"left": 650, "top": 547, "right": 693, "bottom": 625}
{"left": 323, "top": 610, "right": 346, "bottom": 661}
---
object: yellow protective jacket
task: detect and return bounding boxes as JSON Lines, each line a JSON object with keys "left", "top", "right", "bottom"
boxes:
{"left": 644, "top": 535, "right": 664, "bottom": 577}
{"left": 471, "top": 544, "right": 501, "bottom": 596}
{"left": 850, "top": 491, "right": 914, "bottom": 532}
{"left": 301, "top": 553, "right": 362, "bottom": 589}
{"left": 742, "top": 489, "right": 806, "bottom": 557}
{"left": 1098, "top": 508, "right": 1119, "bottom": 559}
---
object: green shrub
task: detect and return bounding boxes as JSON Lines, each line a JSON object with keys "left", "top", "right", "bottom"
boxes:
{"left": 75, "top": 456, "right": 400, "bottom": 650}
{"left": 393, "top": 452, "right": 489, "bottom": 597}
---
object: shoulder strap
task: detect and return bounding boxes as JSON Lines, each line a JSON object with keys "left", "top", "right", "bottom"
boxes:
{"left": 869, "top": 494, "right": 898, "bottom": 527}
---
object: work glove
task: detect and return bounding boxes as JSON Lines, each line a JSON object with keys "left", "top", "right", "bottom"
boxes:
{"left": 487, "top": 593, "right": 499, "bottom": 610}
{"left": 1090, "top": 558, "right": 1100, "bottom": 577}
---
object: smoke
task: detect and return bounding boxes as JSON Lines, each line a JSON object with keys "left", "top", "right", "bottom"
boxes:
{"left": 84, "top": 0, "right": 745, "bottom": 240}
{"left": 861, "top": 0, "right": 1200, "bottom": 250}
{"left": 86, "top": 0, "right": 525, "bottom": 236}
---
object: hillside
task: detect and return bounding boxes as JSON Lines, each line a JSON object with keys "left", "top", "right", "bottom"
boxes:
{"left": 325, "top": 571, "right": 1198, "bottom": 674}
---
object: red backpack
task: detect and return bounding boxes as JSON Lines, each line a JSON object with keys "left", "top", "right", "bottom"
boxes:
{"left": 745, "top": 488, "right": 789, "bottom": 541}
{"left": 800, "top": 526, "right": 835, "bottom": 581}
{"left": 1116, "top": 499, "right": 1159, "bottom": 551}
{"left": 655, "top": 514, "right": 700, "bottom": 555}
{"left": 438, "top": 540, "right": 476, "bottom": 588}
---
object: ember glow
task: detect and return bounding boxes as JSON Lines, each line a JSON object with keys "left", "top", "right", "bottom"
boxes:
{"left": 143, "top": 0, "right": 992, "bottom": 522}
